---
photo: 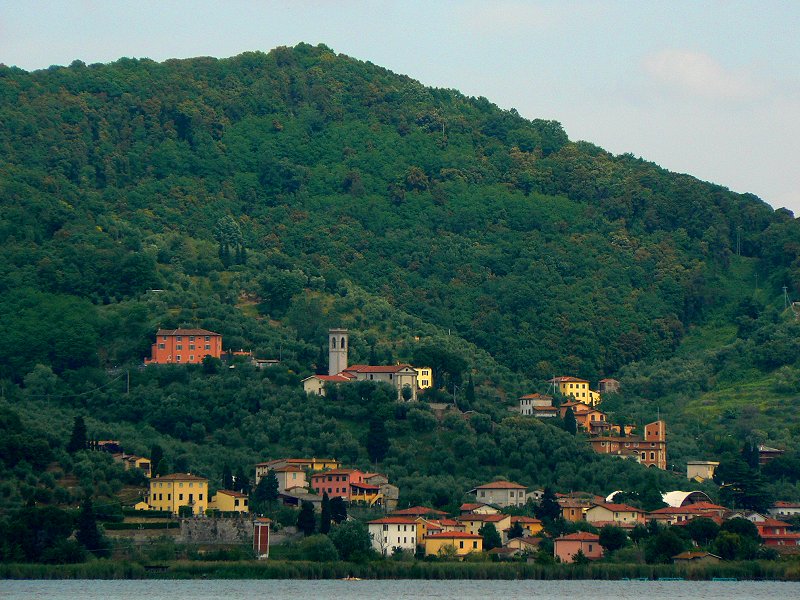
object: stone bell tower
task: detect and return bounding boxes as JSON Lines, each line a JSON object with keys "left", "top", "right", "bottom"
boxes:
{"left": 328, "top": 328, "right": 349, "bottom": 375}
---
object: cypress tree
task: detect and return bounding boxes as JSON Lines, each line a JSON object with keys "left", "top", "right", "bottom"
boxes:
{"left": 76, "top": 497, "right": 108, "bottom": 557}
{"left": 366, "top": 417, "right": 390, "bottom": 463}
{"left": 320, "top": 492, "right": 332, "bottom": 534}
{"left": 563, "top": 407, "right": 577, "bottom": 435}
{"left": 67, "top": 416, "right": 87, "bottom": 454}
{"left": 297, "top": 500, "right": 316, "bottom": 536}
{"left": 222, "top": 464, "right": 233, "bottom": 490}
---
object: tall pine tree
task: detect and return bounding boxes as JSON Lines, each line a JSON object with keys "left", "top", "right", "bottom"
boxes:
{"left": 67, "top": 416, "right": 87, "bottom": 454}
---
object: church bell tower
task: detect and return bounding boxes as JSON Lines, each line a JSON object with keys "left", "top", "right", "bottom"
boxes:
{"left": 328, "top": 328, "right": 349, "bottom": 375}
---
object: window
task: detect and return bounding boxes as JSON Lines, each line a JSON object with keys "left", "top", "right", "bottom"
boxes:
{"left": 179, "top": 494, "right": 184, "bottom": 501}
{"left": 650, "top": 452, "right": 655, "bottom": 460}
{"left": 158, "top": 343, "right": 165, "bottom": 349}
{"left": 459, "top": 541, "right": 464, "bottom": 549}
{"left": 189, "top": 344, "right": 195, "bottom": 350}
{"left": 162, "top": 336, "right": 167, "bottom": 340}
{"left": 205, "top": 345, "right": 210, "bottom": 350}
{"left": 389, "top": 374, "right": 393, "bottom": 380}
{"left": 205, "top": 336, "right": 210, "bottom": 341}
{"left": 235, "top": 499, "right": 240, "bottom": 507}
{"left": 189, "top": 336, "right": 195, "bottom": 341}
{"left": 199, "top": 494, "right": 203, "bottom": 500}
{"left": 383, "top": 524, "right": 388, "bottom": 531}
{"left": 179, "top": 483, "right": 184, "bottom": 488}
{"left": 177, "top": 344, "right": 183, "bottom": 350}
{"left": 473, "top": 541, "right": 477, "bottom": 549}
{"left": 189, "top": 483, "right": 193, "bottom": 488}
{"left": 167, "top": 494, "right": 171, "bottom": 500}
{"left": 188, "top": 494, "right": 193, "bottom": 503}
{"left": 176, "top": 356, "right": 181, "bottom": 362}
{"left": 177, "top": 336, "right": 182, "bottom": 341}
{"left": 588, "top": 544, "right": 593, "bottom": 551}
{"left": 190, "top": 355, "right": 194, "bottom": 361}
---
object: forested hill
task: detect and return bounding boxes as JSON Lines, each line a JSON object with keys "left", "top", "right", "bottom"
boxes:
{"left": 2, "top": 43, "right": 800, "bottom": 483}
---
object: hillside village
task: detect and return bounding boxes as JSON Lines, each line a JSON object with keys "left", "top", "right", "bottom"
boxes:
{"left": 65, "top": 326, "right": 796, "bottom": 565}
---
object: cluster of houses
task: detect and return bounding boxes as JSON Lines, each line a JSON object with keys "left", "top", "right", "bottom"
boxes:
{"left": 302, "top": 329, "right": 432, "bottom": 401}
{"left": 370, "top": 481, "right": 800, "bottom": 563}
{"left": 254, "top": 457, "right": 400, "bottom": 512}
{"left": 367, "top": 480, "right": 545, "bottom": 558}
{"left": 519, "top": 376, "right": 668, "bottom": 470}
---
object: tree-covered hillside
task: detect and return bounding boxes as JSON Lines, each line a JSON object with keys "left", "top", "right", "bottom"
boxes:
{"left": 1, "top": 43, "right": 800, "bottom": 511}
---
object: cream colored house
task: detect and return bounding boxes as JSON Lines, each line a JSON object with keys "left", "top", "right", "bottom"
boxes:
{"left": 471, "top": 481, "right": 527, "bottom": 508}
{"left": 585, "top": 503, "right": 645, "bottom": 527}
{"left": 687, "top": 461, "right": 719, "bottom": 482}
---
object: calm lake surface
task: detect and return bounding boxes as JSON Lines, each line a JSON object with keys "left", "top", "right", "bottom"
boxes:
{"left": 3, "top": 579, "right": 799, "bottom": 599}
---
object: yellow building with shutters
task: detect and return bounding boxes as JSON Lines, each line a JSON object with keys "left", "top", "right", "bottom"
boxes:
{"left": 210, "top": 489, "right": 249, "bottom": 513}
{"left": 424, "top": 531, "right": 483, "bottom": 557}
{"left": 148, "top": 473, "right": 208, "bottom": 515}
{"left": 414, "top": 367, "right": 433, "bottom": 390}
{"left": 548, "top": 376, "right": 601, "bottom": 406}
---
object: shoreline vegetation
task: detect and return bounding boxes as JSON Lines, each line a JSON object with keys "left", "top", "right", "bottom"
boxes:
{"left": 2, "top": 559, "right": 799, "bottom": 581}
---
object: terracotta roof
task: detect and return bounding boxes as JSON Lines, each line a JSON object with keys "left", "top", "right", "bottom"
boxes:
{"left": 391, "top": 506, "right": 448, "bottom": 516}
{"left": 474, "top": 480, "right": 526, "bottom": 490}
{"left": 436, "top": 519, "right": 462, "bottom": 527}
{"left": 510, "top": 536, "right": 543, "bottom": 547}
{"left": 519, "top": 393, "right": 553, "bottom": 400}
{"left": 351, "top": 482, "right": 380, "bottom": 491}
{"left": 774, "top": 501, "right": 800, "bottom": 508}
{"left": 155, "top": 328, "right": 220, "bottom": 336}
{"left": 311, "top": 469, "right": 361, "bottom": 477}
{"left": 458, "top": 514, "right": 508, "bottom": 523}
{"left": 368, "top": 517, "right": 418, "bottom": 525}
{"left": 548, "top": 376, "right": 588, "bottom": 383}
{"left": 216, "top": 489, "right": 247, "bottom": 498}
{"left": 153, "top": 473, "right": 207, "bottom": 482}
{"left": 590, "top": 502, "right": 644, "bottom": 513}
{"left": 307, "top": 374, "right": 356, "bottom": 382}
{"left": 511, "top": 516, "right": 542, "bottom": 524}
{"left": 425, "top": 531, "right": 482, "bottom": 539}
{"left": 648, "top": 507, "right": 699, "bottom": 515}
{"left": 683, "top": 502, "right": 728, "bottom": 512}
{"left": 488, "top": 547, "right": 518, "bottom": 555}
{"left": 760, "top": 518, "right": 792, "bottom": 527}
{"left": 556, "top": 532, "right": 599, "bottom": 541}
{"left": 343, "top": 364, "right": 414, "bottom": 373}
{"left": 460, "top": 503, "right": 485, "bottom": 511}
{"left": 598, "top": 378, "right": 619, "bottom": 383}
{"left": 270, "top": 465, "right": 305, "bottom": 473}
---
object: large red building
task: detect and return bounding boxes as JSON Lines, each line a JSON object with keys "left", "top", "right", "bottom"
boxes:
{"left": 146, "top": 328, "right": 222, "bottom": 365}
{"left": 310, "top": 469, "right": 366, "bottom": 500}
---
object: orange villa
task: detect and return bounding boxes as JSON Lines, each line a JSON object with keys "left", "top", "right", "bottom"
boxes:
{"left": 554, "top": 531, "right": 603, "bottom": 563}
{"left": 146, "top": 328, "right": 222, "bottom": 365}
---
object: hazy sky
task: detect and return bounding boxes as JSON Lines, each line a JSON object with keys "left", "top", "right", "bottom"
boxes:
{"left": 2, "top": 1, "right": 799, "bottom": 214}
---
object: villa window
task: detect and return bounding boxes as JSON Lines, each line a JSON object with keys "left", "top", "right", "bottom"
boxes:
{"left": 205, "top": 336, "right": 210, "bottom": 341}
{"left": 190, "top": 344, "right": 195, "bottom": 350}
{"left": 158, "top": 343, "right": 165, "bottom": 349}
{"left": 176, "top": 356, "right": 181, "bottom": 361}
{"left": 190, "top": 336, "right": 195, "bottom": 341}
{"left": 177, "top": 336, "right": 182, "bottom": 341}
{"left": 179, "top": 494, "right": 183, "bottom": 500}
{"left": 177, "top": 344, "right": 182, "bottom": 350}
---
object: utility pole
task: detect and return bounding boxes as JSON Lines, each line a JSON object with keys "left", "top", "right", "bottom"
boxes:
{"left": 126, "top": 370, "right": 130, "bottom": 394}
{"left": 783, "top": 285, "right": 790, "bottom": 310}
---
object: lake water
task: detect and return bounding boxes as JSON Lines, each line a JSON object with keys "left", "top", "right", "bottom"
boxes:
{"left": 2, "top": 579, "right": 799, "bottom": 599}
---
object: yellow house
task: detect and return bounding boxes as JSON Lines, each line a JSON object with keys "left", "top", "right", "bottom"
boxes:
{"left": 549, "top": 376, "right": 601, "bottom": 406}
{"left": 510, "top": 516, "right": 544, "bottom": 537}
{"left": 210, "top": 489, "right": 249, "bottom": 513}
{"left": 414, "top": 367, "right": 433, "bottom": 390}
{"left": 133, "top": 500, "right": 150, "bottom": 511}
{"left": 424, "top": 531, "right": 483, "bottom": 557}
{"left": 148, "top": 473, "right": 208, "bottom": 515}
{"left": 457, "top": 513, "right": 511, "bottom": 536}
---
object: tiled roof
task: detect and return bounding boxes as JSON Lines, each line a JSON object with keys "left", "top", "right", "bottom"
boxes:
{"left": 511, "top": 516, "right": 542, "bottom": 524}
{"left": 774, "top": 501, "right": 800, "bottom": 508}
{"left": 458, "top": 514, "right": 507, "bottom": 523}
{"left": 511, "top": 536, "right": 543, "bottom": 547}
{"left": 590, "top": 502, "right": 644, "bottom": 513}
{"left": 216, "top": 489, "right": 247, "bottom": 498}
{"left": 519, "top": 393, "right": 553, "bottom": 400}
{"left": 556, "top": 532, "right": 599, "bottom": 541}
{"left": 155, "top": 328, "right": 220, "bottom": 336}
{"left": 368, "top": 517, "right": 418, "bottom": 525}
{"left": 683, "top": 502, "right": 728, "bottom": 512}
{"left": 759, "top": 518, "right": 791, "bottom": 527}
{"left": 312, "top": 468, "right": 360, "bottom": 475}
{"left": 548, "top": 376, "right": 588, "bottom": 383}
{"left": 425, "top": 531, "right": 482, "bottom": 539}
{"left": 673, "top": 551, "right": 721, "bottom": 560}
{"left": 474, "top": 480, "right": 526, "bottom": 490}
{"left": 343, "top": 364, "right": 414, "bottom": 373}
{"left": 390, "top": 506, "right": 448, "bottom": 516}
{"left": 153, "top": 473, "right": 207, "bottom": 482}
{"left": 271, "top": 465, "right": 305, "bottom": 473}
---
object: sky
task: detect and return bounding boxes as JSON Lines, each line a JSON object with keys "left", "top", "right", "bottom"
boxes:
{"left": 2, "top": 1, "right": 799, "bottom": 214}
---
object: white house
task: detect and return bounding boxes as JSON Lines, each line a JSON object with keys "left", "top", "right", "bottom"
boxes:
{"left": 470, "top": 481, "right": 528, "bottom": 508}
{"left": 368, "top": 517, "right": 418, "bottom": 555}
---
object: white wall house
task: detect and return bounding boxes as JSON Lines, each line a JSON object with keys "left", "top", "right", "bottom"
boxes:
{"left": 368, "top": 517, "right": 418, "bottom": 555}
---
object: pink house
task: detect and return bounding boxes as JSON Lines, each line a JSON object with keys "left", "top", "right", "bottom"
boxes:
{"left": 554, "top": 532, "right": 603, "bottom": 563}
{"left": 310, "top": 469, "right": 365, "bottom": 500}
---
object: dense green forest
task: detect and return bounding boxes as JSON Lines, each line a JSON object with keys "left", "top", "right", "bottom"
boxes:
{"left": 1, "top": 43, "right": 800, "bottom": 522}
